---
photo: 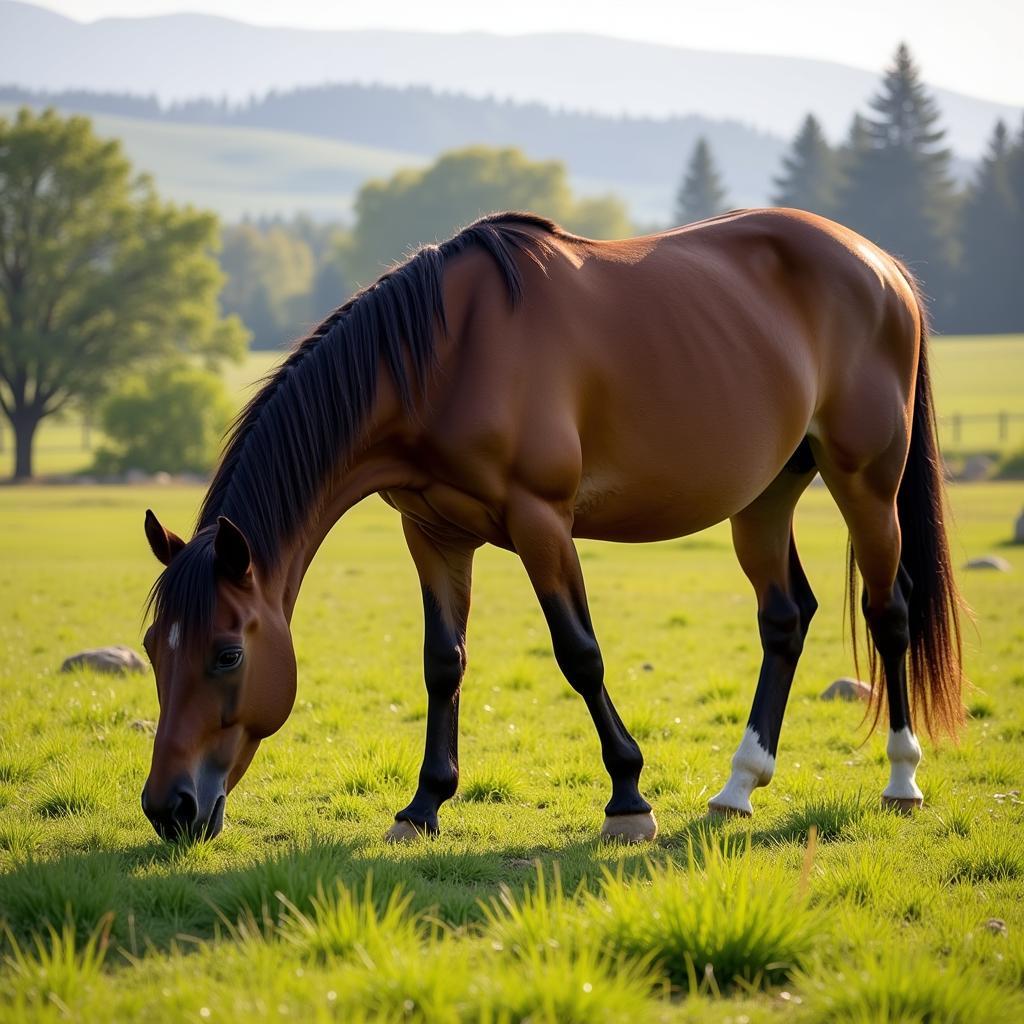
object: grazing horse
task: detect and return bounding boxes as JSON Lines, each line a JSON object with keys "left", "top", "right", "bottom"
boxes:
{"left": 141, "top": 209, "right": 963, "bottom": 844}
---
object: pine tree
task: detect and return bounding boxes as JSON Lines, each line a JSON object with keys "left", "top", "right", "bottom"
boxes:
{"left": 954, "top": 120, "right": 1023, "bottom": 331}
{"left": 772, "top": 114, "right": 842, "bottom": 216}
{"left": 836, "top": 44, "right": 960, "bottom": 315}
{"left": 674, "top": 138, "right": 730, "bottom": 224}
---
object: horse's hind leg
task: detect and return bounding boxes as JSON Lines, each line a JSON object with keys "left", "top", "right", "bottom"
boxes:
{"left": 507, "top": 495, "right": 656, "bottom": 843}
{"left": 709, "top": 453, "right": 818, "bottom": 816}
{"left": 819, "top": 456, "right": 923, "bottom": 812}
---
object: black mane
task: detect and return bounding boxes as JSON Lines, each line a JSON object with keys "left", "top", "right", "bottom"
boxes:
{"left": 148, "top": 212, "right": 564, "bottom": 644}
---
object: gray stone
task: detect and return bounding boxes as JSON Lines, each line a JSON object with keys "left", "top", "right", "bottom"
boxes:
{"left": 61, "top": 645, "right": 148, "bottom": 675}
{"left": 1014, "top": 509, "right": 1024, "bottom": 545}
{"left": 821, "top": 677, "right": 872, "bottom": 702}
{"left": 964, "top": 555, "right": 1011, "bottom": 572}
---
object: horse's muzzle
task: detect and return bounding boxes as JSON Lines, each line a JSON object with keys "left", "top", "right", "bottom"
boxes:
{"left": 142, "top": 777, "right": 226, "bottom": 842}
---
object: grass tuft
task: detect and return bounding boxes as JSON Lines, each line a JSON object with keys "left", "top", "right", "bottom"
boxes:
{"left": 799, "top": 946, "right": 1020, "bottom": 1023}
{"left": 461, "top": 761, "right": 521, "bottom": 803}
{"left": 33, "top": 764, "right": 107, "bottom": 819}
{"left": 591, "top": 838, "right": 818, "bottom": 991}
{"left": 946, "top": 832, "right": 1024, "bottom": 884}
{"left": 766, "top": 790, "right": 871, "bottom": 843}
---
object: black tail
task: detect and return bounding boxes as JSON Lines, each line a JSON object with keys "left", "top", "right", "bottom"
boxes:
{"left": 849, "top": 271, "right": 966, "bottom": 738}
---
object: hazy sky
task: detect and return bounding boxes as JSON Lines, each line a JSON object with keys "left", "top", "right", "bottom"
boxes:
{"left": 35, "top": 0, "right": 1024, "bottom": 106}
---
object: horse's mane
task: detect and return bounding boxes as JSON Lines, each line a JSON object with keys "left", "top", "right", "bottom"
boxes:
{"left": 148, "top": 212, "right": 564, "bottom": 644}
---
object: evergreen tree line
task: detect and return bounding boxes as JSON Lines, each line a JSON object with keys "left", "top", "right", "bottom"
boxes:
{"left": 674, "top": 44, "right": 1024, "bottom": 333}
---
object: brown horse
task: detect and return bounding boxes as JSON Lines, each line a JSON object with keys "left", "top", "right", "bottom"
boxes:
{"left": 141, "top": 209, "right": 963, "bottom": 844}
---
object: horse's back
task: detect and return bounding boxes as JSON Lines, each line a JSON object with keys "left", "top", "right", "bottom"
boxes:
{"left": 424, "top": 210, "right": 920, "bottom": 543}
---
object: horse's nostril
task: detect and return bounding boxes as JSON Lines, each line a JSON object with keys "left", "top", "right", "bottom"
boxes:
{"left": 170, "top": 787, "right": 198, "bottom": 830}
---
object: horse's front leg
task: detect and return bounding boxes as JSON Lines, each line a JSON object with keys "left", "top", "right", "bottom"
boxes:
{"left": 507, "top": 494, "right": 657, "bottom": 843}
{"left": 386, "top": 518, "right": 476, "bottom": 842}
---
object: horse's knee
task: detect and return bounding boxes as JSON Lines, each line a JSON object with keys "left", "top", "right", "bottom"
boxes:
{"left": 758, "top": 586, "right": 805, "bottom": 661}
{"left": 424, "top": 641, "right": 465, "bottom": 698}
{"left": 559, "top": 640, "right": 604, "bottom": 697}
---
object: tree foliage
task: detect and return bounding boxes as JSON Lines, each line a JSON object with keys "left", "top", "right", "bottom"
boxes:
{"left": 0, "top": 107, "right": 246, "bottom": 479}
{"left": 674, "top": 138, "right": 730, "bottom": 224}
{"left": 347, "top": 146, "right": 631, "bottom": 284}
{"left": 835, "top": 44, "right": 960, "bottom": 296}
{"left": 95, "top": 363, "right": 232, "bottom": 474}
{"left": 953, "top": 119, "right": 1024, "bottom": 332}
{"left": 772, "top": 114, "right": 841, "bottom": 216}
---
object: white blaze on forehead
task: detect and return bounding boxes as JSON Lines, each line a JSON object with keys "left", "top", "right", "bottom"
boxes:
{"left": 708, "top": 726, "right": 776, "bottom": 816}
{"left": 168, "top": 622, "right": 180, "bottom": 651}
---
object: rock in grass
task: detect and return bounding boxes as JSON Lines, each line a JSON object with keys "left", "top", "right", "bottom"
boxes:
{"left": 1013, "top": 509, "right": 1024, "bottom": 545}
{"left": 964, "top": 555, "right": 1011, "bottom": 571}
{"left": 821, "top": 677, "right": 872, "bottom": 702}
{"left": 61, "top": 646, "right": 147, "bottom": 675}
{"left": 985, "top": 918, "right": 1008, "bottom": 936}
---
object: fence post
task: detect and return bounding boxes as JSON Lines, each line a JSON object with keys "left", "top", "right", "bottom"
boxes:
{"left": 952, "top": 413, "right": 961, "bottom": 446}
{"left": 999, "top": 411, "right": 1008, "bottom": 443}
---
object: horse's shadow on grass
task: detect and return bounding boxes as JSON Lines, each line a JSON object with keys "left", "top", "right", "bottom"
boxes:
{"left": 0, "top": 830, "right": 655, "bottom": 953}
{"left": 0, "top": 791, "right": 876, "bottom": 957}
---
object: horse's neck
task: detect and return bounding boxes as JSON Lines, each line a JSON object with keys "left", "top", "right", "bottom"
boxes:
{"left": 275, "top": 444, "right": 412, "bottom": 621}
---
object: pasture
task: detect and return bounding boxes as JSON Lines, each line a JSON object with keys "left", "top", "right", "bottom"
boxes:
{"left": 1, "top": 474, "right": 1023, "bottom": 1021}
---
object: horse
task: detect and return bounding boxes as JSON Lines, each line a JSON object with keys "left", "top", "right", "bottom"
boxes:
{"left": 140, "top": 208, "right": 964, "bottom": 844}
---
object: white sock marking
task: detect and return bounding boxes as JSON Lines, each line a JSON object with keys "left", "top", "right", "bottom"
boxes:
{"left": 883, "top": 726, "right": 923, "bottom": 801}
{"left": 709, "top": 726, "right": 775, "bottom": 814}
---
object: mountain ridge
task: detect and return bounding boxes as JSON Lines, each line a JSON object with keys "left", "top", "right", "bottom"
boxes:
{"left": 4, "top": 0, "right": 1019, "bottom": 157}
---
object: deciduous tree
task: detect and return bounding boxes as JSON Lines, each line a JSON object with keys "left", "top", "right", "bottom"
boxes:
{"left": 0, "top": 107, "right": 245, "bottom": 479}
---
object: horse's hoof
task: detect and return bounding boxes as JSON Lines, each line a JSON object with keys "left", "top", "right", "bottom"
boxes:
{"left": 882, "top": 795, "right": 923, "bottom": 814}
{"left": 384, "top": 820, "right": 427, "bottom": 844}
{"left": 707, "top": 800, "right": 752, "bottom": 818}
{"left": 600, "top": 811, "right": 658, "bottom": 843}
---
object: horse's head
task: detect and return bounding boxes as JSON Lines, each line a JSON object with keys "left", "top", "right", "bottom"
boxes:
{"left": 140, "top": 510, "right": 296, "bottom": 841}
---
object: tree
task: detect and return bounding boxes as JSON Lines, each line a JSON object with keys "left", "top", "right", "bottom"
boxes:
{"left": 772, "top": 114, "right": 842, "bottom": 217}
{"left": 220, "top": 223, "right": 315, "bottom": 348}
{"left": 95, "top": 363, "right": 232, "bottom": 474}
{"left": 674, "top": 138, "right": 730, "bottom": 224}
{"left": 0, "top": 108, "right": 246, "bottom": 479}
{"left": 953, "top": 120, "right": 1023, "bottom": 332}
{"left": 347, "top": 146, "right": 631, "bottom": 285}
{"left": 836, "top": 44, "right": 960, "bottom": 311}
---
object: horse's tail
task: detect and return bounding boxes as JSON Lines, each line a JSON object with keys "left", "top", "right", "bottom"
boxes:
{"left": 849, "top": 266, "right": 966, "bottom": 739}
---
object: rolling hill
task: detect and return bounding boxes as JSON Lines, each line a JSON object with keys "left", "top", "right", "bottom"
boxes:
{"left": 2, "top": 0, "right": 1018, "bottom": 157}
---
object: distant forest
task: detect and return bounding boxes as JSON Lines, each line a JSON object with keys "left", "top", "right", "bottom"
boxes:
{"left": 0, "top": 81, "right": 784, "bottom": 207}
{"left": 3, "top": 45, "right": 1021, "bottom": 337}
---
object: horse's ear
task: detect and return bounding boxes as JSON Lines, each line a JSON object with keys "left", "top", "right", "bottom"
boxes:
{"left": 145, "top": 509, "right": 186, "bottom": 566}
{"left": 214, "top": 516, "right": 252, "bottom": 582}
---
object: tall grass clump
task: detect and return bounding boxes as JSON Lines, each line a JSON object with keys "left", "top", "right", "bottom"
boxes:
{"left": 336, "top": 746, "right": 416, "bottom": 796}
{"left": 278, "top": 876, "right": 419, "bottom": 963}
{"left": 480, "top": 865, "right": 583, "bottom": 957}
{"left": 2, "top": 914, "right": 112, "bottom": 1010}
{"left": 589, "top": 837, "right": 818, "bottom": 992}
{"left": 945, "top": 831, "right": 1024, "bottom": 884}
{"left": 461, "top": 761, "right": 521, "bottom": 803}
{"left": 33, "top": 763, "right": 108, "bottom": 819}
{"left": 475, "top": 941, "right": 662, "bottom": 1024}
{"left": 768, "top": 790, "right": 871, "bottom": 843}
{"left": 799, "top": 947, "right": 1021, "bottom": 1022}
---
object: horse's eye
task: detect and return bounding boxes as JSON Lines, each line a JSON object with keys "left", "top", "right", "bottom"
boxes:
{"left": 214, "top": 647, "right": 243, "bottom": 673}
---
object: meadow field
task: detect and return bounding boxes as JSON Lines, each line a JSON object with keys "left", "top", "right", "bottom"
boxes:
{"left": 1, "top": 461, "right": 1023, "bottom": 1020}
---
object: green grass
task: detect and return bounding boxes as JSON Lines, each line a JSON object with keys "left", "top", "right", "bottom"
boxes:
{"left": 0, "top": 473, "right": 1022, "bottom": 1019}
{"left": 12, "top": 335, "right": 1024, "bottom": 479}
